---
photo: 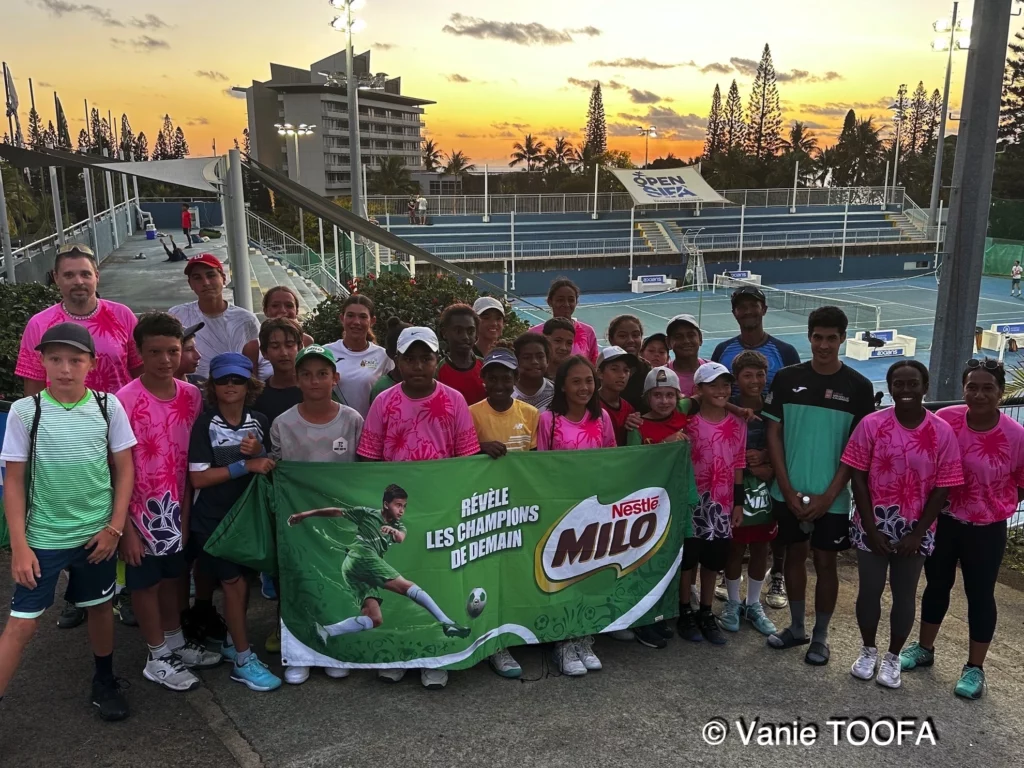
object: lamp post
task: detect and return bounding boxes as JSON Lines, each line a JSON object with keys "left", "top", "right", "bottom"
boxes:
{"left": 887, "top": 93, "right": 905, "bottom": 206}
{"left": 330, "top": 0, "right": 367, "bottom": 219}
{"left": 275, "top": 122, "right": 316, "bottom": 249}
{"left": 637, "top": 125, "right": 657, "bottom": 169}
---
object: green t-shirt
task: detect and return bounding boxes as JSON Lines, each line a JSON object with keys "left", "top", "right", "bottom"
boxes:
{"left": 368, "top": 372, "right": 399, "bottom": 407}
{"left": 345, "top": 505, "right": 406, "bottom": 558}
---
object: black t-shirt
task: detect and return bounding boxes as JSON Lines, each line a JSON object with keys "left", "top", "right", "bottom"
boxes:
{"left": 622, "top": 357, "right": 652, "bottom": 412}
{"left": 253, "top": 382, "right": 303, "bottom": 443}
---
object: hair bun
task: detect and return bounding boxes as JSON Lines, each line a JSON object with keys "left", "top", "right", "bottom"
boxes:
{"left": 386, "top": 316, "right": 402, "bottom": 329}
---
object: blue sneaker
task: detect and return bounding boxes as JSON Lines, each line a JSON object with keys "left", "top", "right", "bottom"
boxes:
{"left": 744, "top": 602, "right": 778, "bottom": 636}
{"left": 220, "top": 642, "right": 238, "bottom": 663}
{"left": 260, "top": 573, "right": 277, "bottom": 600}
{"left": 954, "top": 665, "right": 986, "bottom": 700}
{"left": 899, "top": 641, "right": 935, "bottom": 671}
{"left": 230, "top": 653, "right": 282, "bottom": 692}
{"left": 720, "top": 600, "right": 742, "bottom": 632}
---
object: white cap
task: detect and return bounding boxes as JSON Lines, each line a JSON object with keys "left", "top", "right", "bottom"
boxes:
{"left": 643, "top": 366, "right": 681, "bottom": 395}
{"left": 693, "top": 361, "right": 734, "bottom": 386}
{"left": 472, "top": 296, "right": 505, "bottom": 317}
{"left": 396, "top": 326, "right": 439, "bottom": 354}
{"left": 667, "top": 313, "right": 702, "bottom": 334}
{"left": 597, "top": 345, "right": 639, "bottom": 368}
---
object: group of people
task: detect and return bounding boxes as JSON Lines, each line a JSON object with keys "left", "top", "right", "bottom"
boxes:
{"left": 0, "top": 244, "right": 1019, "bottom": 726}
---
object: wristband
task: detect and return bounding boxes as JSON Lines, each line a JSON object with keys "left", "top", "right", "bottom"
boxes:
{"left": 104, "top": 524, "right": 122, "bottom": 538}
{"left": 228, "top": 460, "right": 249, "bottom": 479}
{"left": 734, "top": 484, "right": 745, "bottom": 507}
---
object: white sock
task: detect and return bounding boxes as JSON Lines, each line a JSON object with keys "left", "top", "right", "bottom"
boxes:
{"left": 726, "top": 578, "right": 742, "bottom": 603}
{"left": 407, "top": 584, "right": 454, "bottom": 625}
{"left": 323, "top": 615, "right": 374, "bottom": 637}
{"left": 746, "top": 577, "right": 765, "bottom": 605}
{"left": 148, "top": 642, "right": 170, "bottom": 660}
{"left": 164, "top": 628, "right": 186, "bottom": 651}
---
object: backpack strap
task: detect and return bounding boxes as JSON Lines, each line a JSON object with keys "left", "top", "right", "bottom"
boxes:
{"left": 26, "top": 394, "right": 42, "bottom": 512}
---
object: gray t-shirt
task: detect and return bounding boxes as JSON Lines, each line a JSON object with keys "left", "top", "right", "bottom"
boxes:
{"left": 270, "top": 404, "right": 364, "bottom": 462}
{"left": 513, "top": 379, "right": 554, "bottom": 413}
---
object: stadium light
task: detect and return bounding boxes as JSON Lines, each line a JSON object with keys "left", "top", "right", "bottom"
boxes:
{"left": 274, "top": 122, "right": 316, "bottom": 245}
{"left": 927, "top": 2, "right": 967, "bottom": 232}
{"left": 638, "top": 125, "right": 657, "bottom": 168}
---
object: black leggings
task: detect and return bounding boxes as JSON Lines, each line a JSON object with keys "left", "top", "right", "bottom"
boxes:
{"left": 921, "top": 515, "right": 1007, "bottom": 644}
{"left": 855, "top": 549, "right": 925, "bottom": 640}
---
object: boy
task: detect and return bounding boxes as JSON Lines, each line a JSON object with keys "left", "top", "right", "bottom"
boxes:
{"left": 0, "top": 323, "right": 137, "bottom": 720}
{"left": 176, "top": 322, "right": 205, "bottom": 384}
{"left": 667, "top": 315, "right": 707, "bottom": 395}
{"left": 542, "top": 317, "right": 575, "bottom": 379}
{"left": 640, "top": 333, "right": 670, "bottom": 369}
{"left": 512, "top": 332, "right": 554, "bottom": 412}
{"left": 271, "top": 345, "right": 365, "bottom": 685}
{"left": 471, "top": 348, "right": 539, "bottom": 461}
{"left": 437, "top": 304, "right": 486, "bottom": 405}
{"left": 117, "top": 313, "right": 221, "bottom": 692}
{"left": 596, "top": 346, "right": 641, "bottom": 446}
{"left": 181, "top": 203, "right": 192, "bottom": 246}
{"left": 1013, "top": 260, "right": 1022, "bottom": 297}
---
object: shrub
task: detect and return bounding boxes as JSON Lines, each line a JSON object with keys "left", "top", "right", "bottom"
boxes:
{"left": 0, "top": 282, "right": 61, "bottom": 401}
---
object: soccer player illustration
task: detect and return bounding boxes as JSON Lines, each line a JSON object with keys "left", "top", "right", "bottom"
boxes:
{"left": 287, "top": 484, "right": 471, "bottom": 641}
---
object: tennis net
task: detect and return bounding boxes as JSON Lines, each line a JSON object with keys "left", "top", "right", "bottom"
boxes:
{"left": 713, "top": 273, "right": 882, "bottom": 330}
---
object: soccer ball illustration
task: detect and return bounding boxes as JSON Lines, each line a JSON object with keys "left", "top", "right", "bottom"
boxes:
{"left": 466, "top": 587, "right": 487, "bottom": 619}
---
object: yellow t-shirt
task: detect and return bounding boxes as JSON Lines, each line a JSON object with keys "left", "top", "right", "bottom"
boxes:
{"left": 469, "top": 399, "right": 539, "bottom": 451}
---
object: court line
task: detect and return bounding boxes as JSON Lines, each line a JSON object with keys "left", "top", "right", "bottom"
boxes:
{"left": 909, "top": 284, "right": 1024, "bottom": 309}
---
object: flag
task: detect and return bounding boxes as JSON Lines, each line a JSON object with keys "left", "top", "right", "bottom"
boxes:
{"left": 3, "top": 63, "right": 23, "bottom": 148}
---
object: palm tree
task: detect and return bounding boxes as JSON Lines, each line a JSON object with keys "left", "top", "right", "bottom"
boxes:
{"left": 509, "top": 134, "right": 547, "bottom": 171}
{"left": 570, "top": 143, "right": 602, "bottom": 172}
{"left": 542, "top": 136, "right": 575, "bottom": 170}
{"left": 367, "top": 156, "right": 418, "bottom": 195}
{"left": 781, "top": 121, "right": 820, "bottom": 159}
{"left": 443, "top": 150, "right": 475, "bottom": 176}
{"left": 422, "top": 138, "right": 443, "bottom": 173}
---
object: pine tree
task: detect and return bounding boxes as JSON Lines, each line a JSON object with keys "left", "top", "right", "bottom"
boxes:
{"left": 906, "top": 81, "right": 929, "bottom": 155}
{"left": 27, "top": 107, "right": 43, "bottom": 149}
{"left": 584, "top": 83, "right": 607, "bottom": 156}
{"left": 723, "top": 79, "right": 746, "bottom": 151}
{"left": 152, "top": 129, "right": 170, "bottom": 160}
{"left": 744, "top": 44, "right": 783, "bottom": 160}
{"left": 42, "top": 120, "right": 57, "bottom": 149}
{"left": 891, "top": 83, "right": 909, "bottom": 152}
{"left": 89, "top": 108, "right": 106, "bottom": 155}
{"left": 172, "top": 126, "right": 190, "bottom": 158}
{"left": 119, "top": 114, "right": 135, "bottom": 160}
{"left": 77, "top": 128, "right": 91, "bottom": 153}
{"left": 55, "top": 99, "right": 71, "bottom": 149}
{"left": 134, "top": 131, "right": 149, "bottom": 161}
{"left": 1001, "top": 30, "right": 1024, "bottom": 145}
{"left": 242, "top": 127, "right": 251, "bottom": 157}
{"left": 922, "top": 88, "right": 943, "bottom": 154}
{"left": 703, "top": 84, "right": 726, "bottom": 159}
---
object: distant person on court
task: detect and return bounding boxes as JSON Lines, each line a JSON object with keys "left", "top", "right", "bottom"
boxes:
{"left": 181, "top": 204, "right": 192, "bottom": 248}
{"left": 159, "top": 234, "right": 188, "bottom": 263}
{"left": 1012, "top": 261, "right": 1022, "bottom": 297}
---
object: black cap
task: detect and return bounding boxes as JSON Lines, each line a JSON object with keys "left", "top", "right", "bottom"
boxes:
{"left": 183, "top": 322, "right": 205, "bottom": 341}
{"left": 35, "top": 322, "right": 95, "bottom": 356}
{"left": 731, "top": 285, "right": 766, "bottom": 305}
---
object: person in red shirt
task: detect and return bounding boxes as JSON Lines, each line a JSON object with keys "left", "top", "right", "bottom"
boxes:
{"left": 628, "top": 366, "right": 691, "bottom": 446}
{"left": 181, "top": 204, "right": 192, "bottom": 248}
{"left": 436, "top": 303, "right": 486, "bottom": 405}
{"left": 596, "top": 346, "right": 641, "bottom": 445}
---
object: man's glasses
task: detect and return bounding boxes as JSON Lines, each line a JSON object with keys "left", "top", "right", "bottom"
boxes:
{"left": 966, "top": 358, "right": 1003, "bottom": 372}
{"left": 213, "top": 375, "right": 249, "bottom": 386}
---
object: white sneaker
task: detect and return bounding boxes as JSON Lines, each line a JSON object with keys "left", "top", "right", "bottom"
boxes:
{"left": 284, "top": 665, "right": 310, "bottom": 685}
{"left": 574, "top": 636, "right": 602, "bottom": 671}
{"left": 324, "top": 666, "right": 350, "bottom": 679}
{"left": 489, "top": 648, "right": 522, "bottom": 679}
{"left": 850, "top": 646, "right": 878, "bottom": 681}
{"left": 378, "top": 668, "right": 406, "bottom": 683}
{"left": 876, "top": 651, "right": 902, "bottom": 689}
{"left": 174, "top": 640, "right": 222, "bottom": 669}
{"left": 144, "top": 653, "right": 201, "bottom": 692}
{"left": 420, "top": 668, "right": 448, "bottom": 689}
{"left": 553, "top": 641, "right": 586, "bottom": 676}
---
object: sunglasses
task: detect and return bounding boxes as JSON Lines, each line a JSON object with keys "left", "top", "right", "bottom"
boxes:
{"left": 56, "top": 242, "right": 96, "bottom": 257}
{"left": 213, "top": 375, "right": 249, "bottom": 386}
{"left": 966, "top": 358, "right": 1003, "bottom": 372}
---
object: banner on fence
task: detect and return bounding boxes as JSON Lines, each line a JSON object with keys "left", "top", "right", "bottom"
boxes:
{"left": 209, "top": 443, "right": 694, "bottom": 670}
{"left": 608, "top": 166, "right": 730, "bottom": 206}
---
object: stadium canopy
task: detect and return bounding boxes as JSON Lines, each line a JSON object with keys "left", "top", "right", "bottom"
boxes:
{"left": 0, "top": 143, "right": 123, "bottom": 169}
{"left": 607, "top": 166, "right": 730, "bottom": 206}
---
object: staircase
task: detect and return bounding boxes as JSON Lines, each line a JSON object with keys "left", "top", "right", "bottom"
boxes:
{"left": 636, "top": 220, "right": 678, "bottom": 254}
{"left": 886, "top": 212, "right": 931, "bottom": 242}
{"left": 245, "top": 210, "right": 331, "bottom": 313}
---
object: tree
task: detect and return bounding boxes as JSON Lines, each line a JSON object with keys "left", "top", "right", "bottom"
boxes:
{"left": 367, "top": 156, "right": 417, "bottom": 195}
{"left": 570, "top": 142, "right": 601, "bottom": 172}
{"left": 509, "top": 133, "right": 546, "bottom": 171}
{"left": 891, "top": 83, "right": 909, "bottom": 153}
{"left": 703, "top": 84, "right": 726, "bottom": 159}
{"left": 584, "top": 83, "right": 607, "bottom": 155}
{"left": 744, "top": 44, "right": 783, "bottom": 160}
{"left": 54, "top": 98, "right": 71, "bottom": 149}
{"left": 833, "top": 115, "right": 885, "bottom": 186}
{"left": 241, "top": 127, "right": 251, "bottom": 157}
{"left": 27, "top": 107, "right": 43, "bottom": 149}
{"left": 89, "top": 108, "right": 112, "bottom": 156}
{"left": 134, "top": 131, "right": 149, "bottom": 161}
{"left": 172, "top": 126, "right": 190, "bottom": 158}
{"left": 422, "top": 138, "right": 443, "bottom": 172}
{"left": 723, "top": 80, "right": 745, "bottom": 151}
{"left": 923, "top": 89, "right": 943, "bottom": 153}
{"left": 780, "top": 121, "right": 819, "bottom": 158}
{"left": 906, "top": 81, "right": 929, "bottom": 155}
{"left": 1001, "top": 29, "right": 1024, "bottom": 145}
{"left": 443, "top": 150, "right": 474, "bottom": 176}
{"left": 543, "top": 136, "right": 574, "bottom": 170}
{"left": 42, "top": 120, "right": 57, "bottom": 150}
{"left": 119, "top": 114, "right": 136, "bottom": 160}
{"left": 77, "top": 128, "right": 91, "bottom": 154}
{"left": 152, "top": 129, "right": 170, "bottom": 161}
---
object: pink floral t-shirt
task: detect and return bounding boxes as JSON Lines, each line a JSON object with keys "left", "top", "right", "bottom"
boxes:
{"left": 685, "top": 411, "right": 746, "bottom": 540}
{"left": 842, "top": 408, "right": 963, "bottom": 556}
{"left": 936, "top": 405, "right": 1024, "bottom": 525}
{"left": 673, "top": 358, "right": 709, "bottom": 397}
{"left": 536, "top": 410, "right": 616, "bottom": 451}
{"left": 357, "top": 382, "right": 480, "bottom": 462}
{"left": 116, "top": 378, "right": 203, "bottom": 556}
{"left": 529, "top": 319, "right": 599, "bottom": 363}
{"left": 17, "top": 301, "right": 143, "bottom": 394}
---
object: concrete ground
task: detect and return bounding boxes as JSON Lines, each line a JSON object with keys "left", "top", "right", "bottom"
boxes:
{"left": 1, "top": 553, "right": 1021, "bottom": 768}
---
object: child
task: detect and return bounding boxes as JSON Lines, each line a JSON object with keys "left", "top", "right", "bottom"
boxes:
{"left": 537, "top": 355, "right": 616, "bottom": 676}
{"left": 271, "top": 345, "right": 365, "bottom": 685}
{"left": 719, "top": 351, "right": 778, "bottom": 638}
{"left": 542, "top": 317, "right": 575, "bottom": 380}
{"left": 0, "top": 323, "right": 137, "bottom": 720}
{"left": 512, "top": 332, "right": 554, "bottom": 412}
{"left": 640, "top": 333, "right": 670, "bottom": 369}
{"left": 677, "top": 362, "right": 746, "bottom": 647}
{"left": 243, "top": 287, "right": 313, "bottom": 380}
{"left": 369, "top": 318, "right": 412, "bottom": 406}
{"left": 667, "top": 315, "right": 708, "bottom": 396}
{"left": 596, "top": 346, "right": 642, "bottom": 446}
{"left": 187, "top": 353, "right": 280, "bottom": 692}
{"left": 529, "top": 278, "right": 599, "bottom": 363}
{"left": 176, "top": 322, "right": 205, "bottom": 385}
{"left": 608, "top": 315, "right": 652, "bottom": 411}
{"left": 117, "top": 313, "right": 221, "bottom": 692}
{"left": 358, "top": 326, "right": 480, "bottom": 689}
{"left": 437, "top": 303, "right": 486, "bottom": 406}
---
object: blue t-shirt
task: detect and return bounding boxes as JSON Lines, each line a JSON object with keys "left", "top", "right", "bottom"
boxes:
{"left": 712, "top": 334, "right": 800, "bottom": 395}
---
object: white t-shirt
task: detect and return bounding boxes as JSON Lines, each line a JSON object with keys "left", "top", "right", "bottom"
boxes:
{"left": 168, "top": 301, "right": 261, "bottom": 379}
{"left": 323, "top": 339, "right": 394, "bottom": 418}
{"left": 417, "top": 197, "right": 427, "bottom": 211}
{"left": 1013, "top": 265, "right": 1022, "bottom": 280}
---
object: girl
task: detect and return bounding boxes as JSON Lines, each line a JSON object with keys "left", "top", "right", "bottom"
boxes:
{"left": 243, "top": 286, "right": 313, "bottom": 380}
{"left": 902, "top": 359, "right": 1024, "bottom": 699}
{"left": 640, "top": 333, "right": 670, "bottom": 369}
{"left": 842, "top": 361, "right": 962, "bottom": 690}
{"left": 667, "top": 314, "right": 707, "bottom": 396}
{"left": 529, "top": 278, "right": 599, "bottom": 363}
{"left": 324, "top": 295, "right": 393, "bottom": 418}
{"left": 608, "top": 314, "right": 651, "bottom": 411}
{"left": 537, "top": 355, "right": 616, "bottom": 676}
{"left": 542, "top": 318, "right": 575, "bottom": 379}
{"left": 369, "top": 317, "right": 412, "bottom": 407}
{"left": 437, "top": 304, "right": 486, "bottom": 405}
{"left": 512, "top": 332, "right": 554, "bottom": 412}
{"left": 473, "top": 296, "right": 506, "bottom": 358}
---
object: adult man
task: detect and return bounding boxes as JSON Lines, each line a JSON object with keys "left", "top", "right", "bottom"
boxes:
{"left": 181, "top": 204, "right": 193, "bottom": 248}
{"left": 416, "top": 195, "right": 427, "bottom": 226}
{"left": 169, "top": 253, "right": 260, "bottom": 381}
{"left": 1012, "top": 260, "right": 1022, "bottom": 298}
{"left": 763, "top": 306, "right": 874, "bottom": 667}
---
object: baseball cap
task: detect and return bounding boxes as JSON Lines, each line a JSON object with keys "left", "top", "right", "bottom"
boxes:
{"left": 640, "top": 332, "right": 668, "bottom": 351}
{"left": 35, "top": 322, "right": 95, "bottom": 356}
{"left": 597, "top": 345, "right": 639, "bottom": 369}
{"left": 666, "top": 313, "right": 702, "bottom": 336}
{"left": 482, "top": 348, "right": 518, "bottom": 371}
{"left": 209, "top": 352, "right": 253, "bottom": 380}
{"left": 295, "top": 344, "right": 337, "bottom": 368}
{"left": 396, "top": 326, "right": 439, "bottom": 354}
{"left": 183, "top": 322, "right": 205, "bottom": 341}
{"left": 643, "top": 366, "right": 681, "bottom": 395}
{"left": 731, "top": 285, "right": 767, "bottom": 305}
{"left": 693, "top": 361, "right": 734, "bottom": 386}
{"left": 472, "top": 296, "right": 505, "bottom": 317}
{"left": 184, "top": 252, "right": 224, "bottom": 275}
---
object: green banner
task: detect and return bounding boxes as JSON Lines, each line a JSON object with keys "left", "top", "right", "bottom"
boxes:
{"left": 213, "top": 442, "right": 693, "bottom": 671}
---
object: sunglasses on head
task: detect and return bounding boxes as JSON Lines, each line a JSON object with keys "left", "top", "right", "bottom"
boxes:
{"left": 213, "top": 375, "right": 249, "bottom": 386}
{"left": 966, "top": 358, "right": 1003, "bottom": 372}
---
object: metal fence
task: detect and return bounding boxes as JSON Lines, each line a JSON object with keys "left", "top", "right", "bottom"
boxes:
{"left": 691, "top": 226, "right": 934, "bottom": 253}
{"left": 421, "top": 237, "right": 653, "bottom": 262}
{"left": 245, "top": 210, "right": 322, "bottom": 274}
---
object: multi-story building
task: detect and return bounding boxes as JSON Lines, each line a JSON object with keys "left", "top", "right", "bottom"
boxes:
{"left": 238, "top": 50, "right": 433, "bottom": 197}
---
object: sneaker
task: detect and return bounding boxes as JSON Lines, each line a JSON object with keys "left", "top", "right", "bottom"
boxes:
{"left": 574, "top": 636, "right": 602, "bottom": 671}
{"left": 144, "top": 653, "right": 201, "bottom": 692}
{"left": 743, "top": 602, "right": 777, "bottom": 636}
{"left": 284, "top": 666, "right": 310, "bottom": 685}
{"left": 720, "top": 600, "right": 742, "bottom": 632}
{"left": 260, "top": 573, "right": 277, "bottom": 600}
{"left": 876, "top": 651, "right": 902, "bottom": 689}
{"left": 850, "top": 646, "right": 879, "bottom": 681}
{"left": 57, "top": 601, "right": 86, "bottom": 629}
{"left": 219, "top": 642, "right": 238, "bottom": 664}
{"left": 653, "top": 619, "right": 674, "bottom": 640}
{"left": 714, "top": 573, "right": 729, "bottom": 602}
{"left": 489, "top": 649, "right": 522, "bottom": 678}
{"left": 325, "top": 666, "right": 350, "bottom": 679}
{"left": 633, "top": 625, "right": 668, "bottom": 649}
{"left": 677, "top": 608, "right": 703, "bottom": 643}
{"left": 114, "top": 591, "right": 137, "bottom": 627}
{"left": 553, "top": 641, "right": 587, "bottom": 676}
{"left": 265, "top": 627, "right": 281, "bottom": 654}
{"left": 378, "top": 668, "right": 406, "bottom": 683}
{"left": 698, "top": 609, "right": 727, "bottom": 645}
{"left": 420, "top": 668, "right": 448, "bottom": 689}
{"left": 175, "top": 640, "right": 222, "bottom": 669}
{"left": 899, "top": 641, "right": 935, "bottom": 671}
{"left": 91, "top": 676, "right": 130, "bottom": 721}
{"left": 610, "top": 629, "right": 635, "bottom": 642}
{"left": 230, "top": 654, "right": 282, "bottom": 692}
{"left": 954, "top": 665, "right": 986, "bottom": 700}
{"left": 765, "top": 572, "right": 788, "bottom": 610}
{"left": 441, "top": 622, "right": 471, "bottom": 638}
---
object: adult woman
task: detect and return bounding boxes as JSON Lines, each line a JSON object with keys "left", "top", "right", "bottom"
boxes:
{"left": 243, "top": 286, "right": 313, "bottom": 380}
{"left": 473, "top": 296, "right": 506, "bottom": 359}
{"left": 324, "top": 295, "right": 393, "bottom": 418}
{"left": 607, "top": 314, "right": 651, "bottom": 411}
{"left": 901, "top": 359, "right": 1024, "bottom": 699}
{"left": 529, "top": 278, "right": 599, "bottom": 364}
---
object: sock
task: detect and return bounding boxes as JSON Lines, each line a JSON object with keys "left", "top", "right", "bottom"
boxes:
{"left": 407, "top": 584, "right": 455, "bottom": 625}
{"left": 725, "top": 578, "right": 741, "bottom": 603}
{"left": 699, "top": 603, "right": 713, "bottom": 614}
{"left": 164, "top": 628, "right": 186, "bottom": 651}
{"left": 965, "top": 662, "right": 982, "bottom": 670}
{"left": 812, "top": 612, "right": 833, "bottom": 645}
{"left": 323, "top": 615, "right": 374, "bottom": 637}
{"left": 235, "top": 648, "right": 253, "bottom": 666}
{"left": 148, "top": 642, "right": 170, "bottom": 660}
{"left": 788, "top": 600, "right": 806, "bottom": 638}
{"left": 94, "top": 653, "right": 114, "bottom": 681}
{"left": 746, "top": 577, "right": 765, "bottom": 605}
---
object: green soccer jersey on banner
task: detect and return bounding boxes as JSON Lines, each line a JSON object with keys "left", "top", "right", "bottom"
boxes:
{"left": 345, "top": 505, "right": 406, "bottom": 557}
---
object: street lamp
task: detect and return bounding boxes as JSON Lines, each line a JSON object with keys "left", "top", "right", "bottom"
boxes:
{"left": 928, "top": 3, "right": 970, "bottom": 231}
{"left": 886, "top": 93, "right": 905, "bottom": 206}
{"left": 637, "top": 125, "right": 657, "bottom": 169}
{"left": 330, "top": 0, "right": 366, "bottom": 219}
{"left": 275, "top": 122, "right": 316, "bottom": 247}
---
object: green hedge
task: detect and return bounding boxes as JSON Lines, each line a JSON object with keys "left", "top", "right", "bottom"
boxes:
{"left": 0, "top": 282, "right": 62, "bottom": 401}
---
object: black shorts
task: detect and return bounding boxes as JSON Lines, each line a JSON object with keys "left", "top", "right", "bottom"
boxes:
{"left": 772, "top": 498, "right": 851, "bottom": 552}
{"left": 125, "top": 549, "right": 186, "bottom": 591}
{"left": 680, "top": 537, "right": 731, "bottom": 572}
{"left": 185, "top": 532, "right": 254, "bottom": 584}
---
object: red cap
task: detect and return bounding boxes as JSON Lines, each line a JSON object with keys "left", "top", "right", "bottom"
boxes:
{"left": 184, "top": 252, "right": 224, "bottom": 275}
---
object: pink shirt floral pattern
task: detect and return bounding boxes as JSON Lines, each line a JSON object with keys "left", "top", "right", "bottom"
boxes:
{"left": 116, "top": 378, "right": 203, "bottom": 556}
{"left": 357, "top": 382, "right": 479, "bottom": 462}
{"left": 842, "top": 408, "right": 963, "bottom": 556}
{"left": 936, "top": 405, "right": 1024, "bottom": 525}
{"left": 529, "top": 319, "right": 599, "bottom": 363}
{"left": 536, "top": 409, "right": 616, "bottom": 451}
{"left": 17, "top": 301, "right": 143, "bottom": 394}
{"left": 685, "top": 411, "right": 746, "bottom": 540}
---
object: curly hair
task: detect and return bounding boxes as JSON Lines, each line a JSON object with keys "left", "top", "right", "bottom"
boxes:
{"left": 205, "top": 374, "right": 264, "bottom": 408}
{"left": 133, "top": 311, "right": 183, "bottom": 349}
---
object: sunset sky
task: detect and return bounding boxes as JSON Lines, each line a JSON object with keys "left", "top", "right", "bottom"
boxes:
{"left": 3, "top": 0, "right": 990, "bottom": 167}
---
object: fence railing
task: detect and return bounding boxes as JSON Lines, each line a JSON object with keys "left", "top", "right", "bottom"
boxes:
{"left": 245, "top": 210, "right": 321, "bottom": 274}
{"left": 420, "top": 237, "right": 653, "bottom": 262}
{"left": 690, "top": 225, "right": 936, "bottom": 253}
{"left": 309, "top": 264, "right": 350, "bottom": 297}
{"left": 8, "top": 202, "right": 134, "bottom": 274}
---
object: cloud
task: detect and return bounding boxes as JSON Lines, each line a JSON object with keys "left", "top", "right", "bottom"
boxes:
{"left": 111, "top": 35, "right": 169, "bottom": 51}
{"left": 721, "top": 56, "right": 843, "bottom": 83}
{"left": 699, "top": 62, "right": 733, "bottom": 75}
{"left": 372, "top": 42, "right": 396, "bottom": 51}
{"left": 800, "top": 120, "right": 830, "bottom": 129}
{"left": 799, "top": 96, "right": 893, "bottom": 117}
{"left": 130, "top": 12, "right": 168, "bottom": 29}
{"left": 777, "top": 69, "right": 843, "bottom": 83}
{"left": 729, "top": 57, "right": 759, "bottom": 76}
{"left": 38, "top": 81, "right": 53, "bottom": 87}
{"left": 442, "top": 13, "right": 600, "bottom": 45}
{"left": 628, "top": 89, "right": 663, "bottom": 104}
{"left": 455, "top": 133, "right": 479, "bottom": 139}
{"left": 196, "top": 70, "right": 229, "bottom": 82}
{"left": 36, "top": 2, "right": 170, "bottom": 30}
{"left": 187, "top": 117, "right": 210, "bottom": 126}
{"left": 224, "top": 88, "right": 247, "bottom": 99}
{"left": 491, "top": 121, "right": 530, "bottom": 132}
{"left": 446, "top": 73, "right": 471, "bottom": 83}
{"left": 590, "top": 58, "right": 678, "bottom": 70}
{"left": 567, "top": 77, "right": 625, "bottom": 91}
{"left": 611, "top": 106, "right": 707, "bottom": 141}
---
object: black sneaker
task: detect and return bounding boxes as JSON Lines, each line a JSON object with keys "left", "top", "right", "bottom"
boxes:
{"left": 653, "top": 619, "right": 674, "bottom": 640}
{"left": 677, "top": 607, "right": 703, "bottom": 642}
{"left": 114, "top": 592, "right": 137, "bottom": 627}
{"left": 698, "top": 609, "right": 727, "bottom": 646}
{"left": 57, "top": 601, "right": 86, "bottom": 629}
{"left": 634, "top": 625, "right": 668, "bottom": 649}
{"left": 91, "top": 677, "right": 130, "bottom": 721}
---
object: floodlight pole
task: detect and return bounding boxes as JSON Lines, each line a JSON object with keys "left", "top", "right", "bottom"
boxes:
{"left": 790, "top": 160, "right": 799, "bottom": 214}
{"left": 346, "top": 0, "right": 364, "bottom": 221}
{"left": 628, "top": 205, "right": 635, "bottom": 283}
{"left": 225, "top": 149, "right": 253, "bottom": 313}
{"left": 0, "top": 168, "right": 15, "bottom": 284}
{"left": 881, "top": 160, "right": 890, "bottom": 210}
{"left": 591, "top": 164, "right": 599, "bottom": 220}
{"left": 483, "top": 164, "right": 490, "bottom": 223}
{"left": 738, "top": 204, "right": 745, "bottom": 272}
{"left": 928, "top": 1, "right": 959, "bottom": 231}
{"left": 49, "top": 167, "right": 65, "bottom": 246}
{"left": 510, "top": 209, "right": 516, "bottom": 290}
